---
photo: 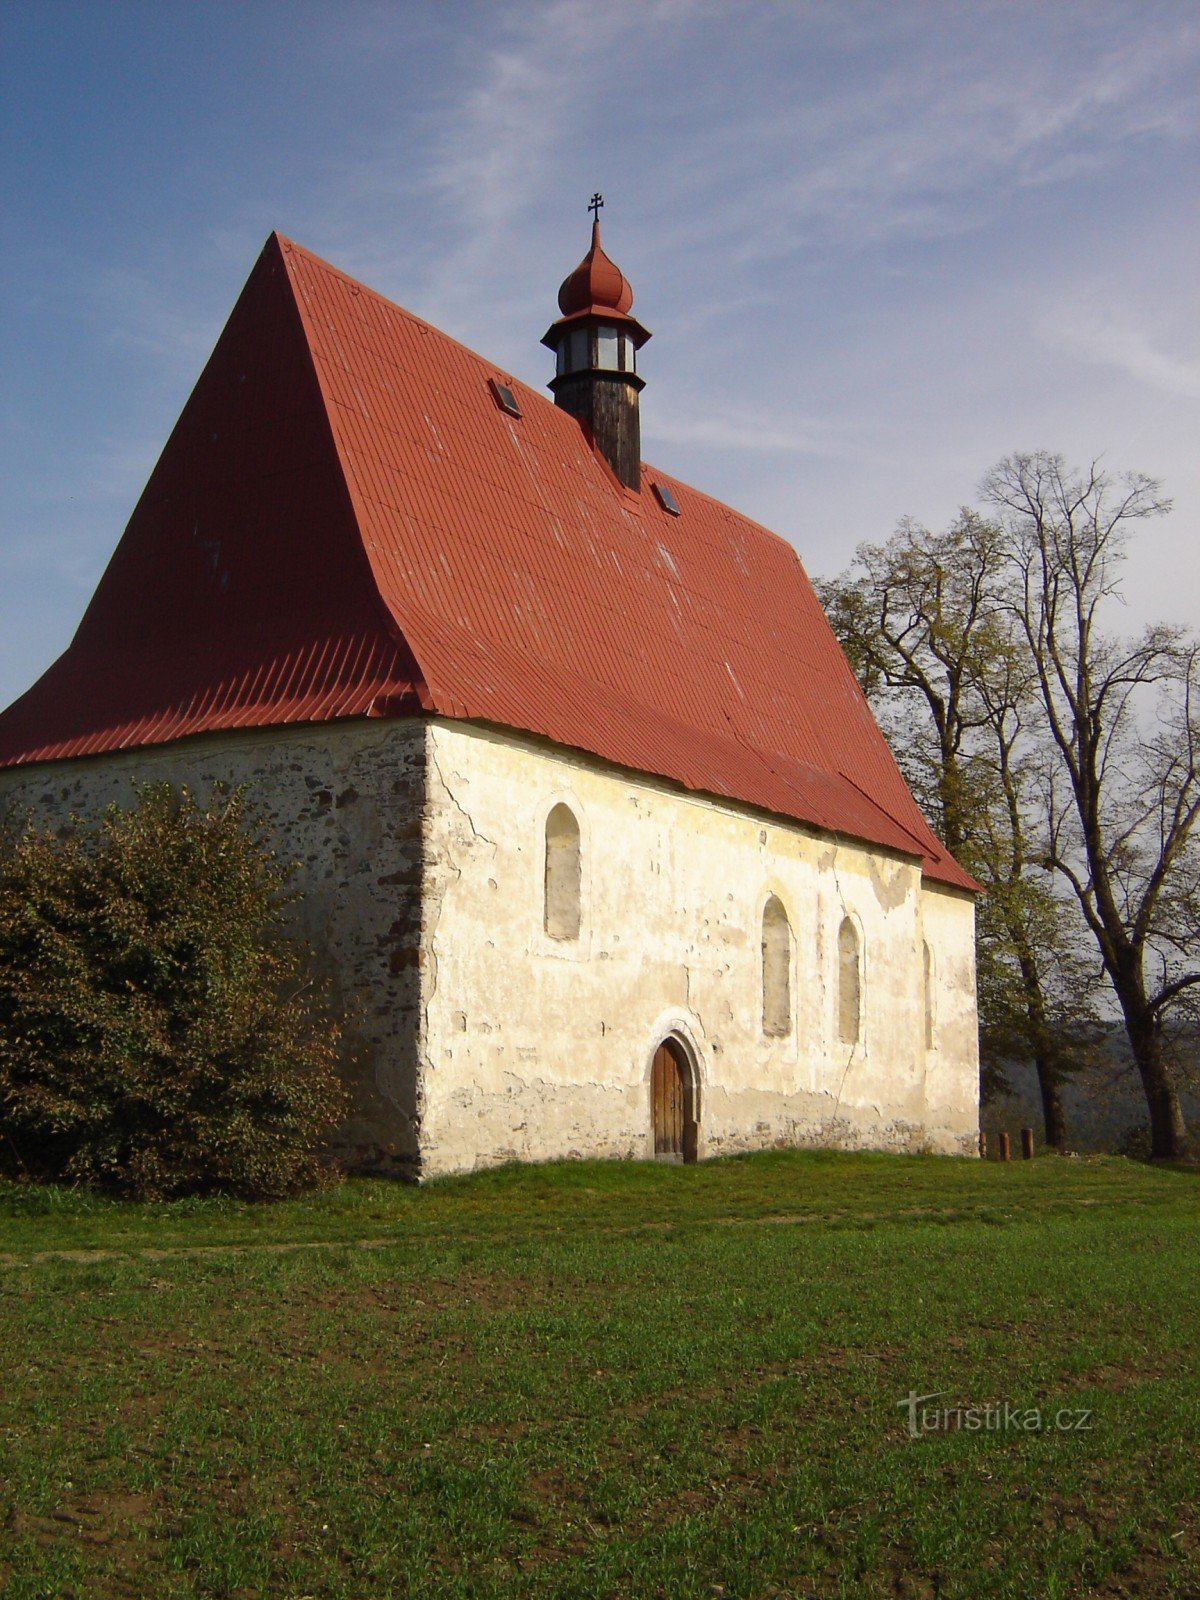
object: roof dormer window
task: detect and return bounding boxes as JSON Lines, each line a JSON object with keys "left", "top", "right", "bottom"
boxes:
{"left": 489, "top": 378, "right": 522, "bottom": 418}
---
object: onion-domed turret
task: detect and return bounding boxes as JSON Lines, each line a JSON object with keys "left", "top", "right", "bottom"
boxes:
{"left": 556, "top": 219, "right": 635, "bottom": 317}
{"left": 542, "top": 197, "right": 650, "bottom": 492}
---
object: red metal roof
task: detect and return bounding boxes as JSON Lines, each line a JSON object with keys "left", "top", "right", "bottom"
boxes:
{"left": 0, "top": 232, "right": 975, "bottom": 891}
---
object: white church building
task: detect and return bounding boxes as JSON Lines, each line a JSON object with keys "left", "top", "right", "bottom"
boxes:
{"left": 0, "top": 219, "right": 980, "bottom": 1175}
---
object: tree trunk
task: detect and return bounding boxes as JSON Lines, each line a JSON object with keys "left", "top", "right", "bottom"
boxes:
{"left": 1034, "top": 1059, "right": 1068, "bottom": 1151}
{"left": 1015, "top": 943, "right": 1069, "bottom": 1152}
{"left": 1126, "top": 1014, "right": 1189, "bottom": 1160}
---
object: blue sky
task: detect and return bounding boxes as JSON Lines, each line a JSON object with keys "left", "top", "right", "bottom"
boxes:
{"left": 2, "top": 0, "right": 1197, "bottom": 710}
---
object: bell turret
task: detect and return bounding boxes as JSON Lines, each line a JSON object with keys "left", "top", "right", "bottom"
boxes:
{"left": 541, "top": 197, "right": 650, "bottom": 491}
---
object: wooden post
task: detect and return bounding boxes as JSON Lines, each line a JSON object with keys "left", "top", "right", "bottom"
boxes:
{"left": 1021, "top": 1127, "right": 1035, "bottom": 1161}
{"left": 979, "top": 1129, "right": 987, "bottom": 1160}
{"left": 998, "top": 1131, "right": 1011, "bottom": 1162}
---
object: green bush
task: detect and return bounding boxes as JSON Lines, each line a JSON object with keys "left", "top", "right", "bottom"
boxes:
{"left": 0, "top": 784, "right": 348, "bottom": 1199}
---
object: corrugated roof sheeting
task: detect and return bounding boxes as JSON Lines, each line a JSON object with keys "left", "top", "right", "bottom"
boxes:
{"left": 0, "top": 232, "right": 973, "bottom": 890}
{"left": 0, "top": 236, "right": 423, "bottom": 773}
{"left": 282, "top": 238, "right": 970, "bottom": 888}
{"left": 0, "top": 633, "right": 423, "bottom": 768}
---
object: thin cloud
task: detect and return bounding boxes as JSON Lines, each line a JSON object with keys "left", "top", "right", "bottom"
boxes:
{"left": 323, "top": 0, "right": 721, "bottom": 338}
{"left": 84, "top": 265, "right": 221, "bottom": 374}
{"left": 1041, "top": 302, "right": 1200, "bottom": 401}
{"left": 4, "top": 0, "right": 1199, "bottom": 712}
{"left": 658, "top": 10, "right": 1200, "bottom": 264}
{"left": 644, "top": 406, "right": 858, "bottom": 461}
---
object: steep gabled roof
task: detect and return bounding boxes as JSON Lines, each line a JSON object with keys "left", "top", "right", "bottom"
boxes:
{"left": 0, "top": 233, "right": 975, "bottom": 891}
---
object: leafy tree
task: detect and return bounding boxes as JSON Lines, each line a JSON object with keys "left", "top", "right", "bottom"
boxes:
{"left": 0, "top": 784, "right": 347, "bottom": 1198}
{"left": 818, "top": 511, "right": 1001, "bottom": 855}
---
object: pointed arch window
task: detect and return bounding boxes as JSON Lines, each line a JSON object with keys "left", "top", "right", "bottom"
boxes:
{"left": 761, "top": 895, "right": 792, "bottom": 1038}
{"left": 923, "top": 941, "right": 935, "bottom": 1051}
{"left": 838, "top": 917, "right": 861, "bottom": 1045}
{"left": 544, "top": 803, "right": 581, "bottom": 941}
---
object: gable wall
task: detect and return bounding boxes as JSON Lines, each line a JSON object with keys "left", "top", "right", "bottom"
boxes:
{"left": 0, "top": 722, "right": 427, "bottom": 1172}
{"left": 419, "top": 720, "right": 979, "bottom": 1174}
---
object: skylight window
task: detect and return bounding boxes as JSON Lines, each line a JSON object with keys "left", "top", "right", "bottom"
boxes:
{"left": 489, "top": 378, "right": 522, "bottom": 418}
{"left": 653, "top": 483, "right": 681, "bottom": 516}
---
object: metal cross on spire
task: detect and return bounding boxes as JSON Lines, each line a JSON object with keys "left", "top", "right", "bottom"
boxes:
{"left": 588, "top": 192, "right": 604, "bottom": 224}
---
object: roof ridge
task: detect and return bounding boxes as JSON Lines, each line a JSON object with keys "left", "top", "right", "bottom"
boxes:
{"left": 270, "top": 233, "right": 437, "bottom": 715}
{"left": 275, "top": 232, "right": 545, "bottom": 399}
{"left": 639, "top": 459, "right": 811, "bottom": 561}
{"left": 276, "top": 233, "right": 808, "bottom": 556}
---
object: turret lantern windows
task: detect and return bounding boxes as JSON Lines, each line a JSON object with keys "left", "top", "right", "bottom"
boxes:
{"left": 597, "top": 326, "right": 619, "bottom": 370}
{"left": 556, "top": 325, "right": 638, "bottom": 377}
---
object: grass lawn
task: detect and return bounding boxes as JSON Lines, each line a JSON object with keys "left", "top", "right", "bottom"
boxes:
{"left": 1, "top": 1150, "right": 1197, "bottom": 1599}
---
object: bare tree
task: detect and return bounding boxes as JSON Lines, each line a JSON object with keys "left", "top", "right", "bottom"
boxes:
{"left": 818, "top": 513, "right": 1094, "bottom": 1148}
{"left": 983, "top": 452, "right": 1198, "bottom": 1160}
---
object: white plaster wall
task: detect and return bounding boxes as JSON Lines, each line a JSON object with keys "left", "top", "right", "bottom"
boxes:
{"left": 0, "top": 722, "right": 427, "bottom": 1170}
{"left": 0, "top": 715, "right": 980, "bottom": 1177}
{"left": 918, "top": 881, "right": 981, "bottom": 1152}
{"left": 420, "top": 719, "right": 980, "bottom": 1173}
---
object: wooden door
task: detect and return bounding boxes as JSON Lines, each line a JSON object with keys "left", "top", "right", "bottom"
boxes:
{"left": 652, "top": 1041, "right": 687, "bottom": 1158}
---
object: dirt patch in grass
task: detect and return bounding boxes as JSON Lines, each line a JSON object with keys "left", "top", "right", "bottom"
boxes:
{"left": 5, "top": 1489, "right": 161, "bottom": 1598}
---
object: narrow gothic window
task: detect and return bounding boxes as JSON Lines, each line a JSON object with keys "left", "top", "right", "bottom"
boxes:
{"left": 544, "top": 803, "right": 581, "bottom": 940}
{"left": 761, "top": 895, "right": 792, "bottom": 1037}
{"left": 923, "top": 941, "right": 934, "bottom": 1050}
{"left": 838, "top": 917, "right": 861, "bottom": 1044}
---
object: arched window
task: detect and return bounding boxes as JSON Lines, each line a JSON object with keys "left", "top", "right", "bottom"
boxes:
{"left": 923, "top": 941, "right": 935, "bottom": 1051}
{"left": 837, "top": 917, "right": 861, "bottom": 1044}
{"left": 544, "top": 803, "right": 581, "bottom": 940}
{"left": 761, "top": 895, "right": 792, "bottom": 1038}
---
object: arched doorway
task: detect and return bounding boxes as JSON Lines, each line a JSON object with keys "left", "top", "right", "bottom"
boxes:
{"left": 651, "top": 1037, "right": 698, "bottom": 1163}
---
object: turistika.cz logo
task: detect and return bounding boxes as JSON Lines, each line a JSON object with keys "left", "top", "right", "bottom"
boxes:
{"left": 897, "top": 1390, "right": 1095, "bottom": 1439}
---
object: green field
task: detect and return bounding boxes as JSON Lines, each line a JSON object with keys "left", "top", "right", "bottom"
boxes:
{"left": 1, "top": 1151, "right": 1197, "bottom": 1599}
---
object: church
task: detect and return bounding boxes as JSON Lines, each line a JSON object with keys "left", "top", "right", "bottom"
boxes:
{"left": 0, "top": 214, "right": 980, "bottom": 1176}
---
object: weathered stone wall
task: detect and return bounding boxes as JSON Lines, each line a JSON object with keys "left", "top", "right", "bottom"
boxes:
{"left": 0, "top": 715, "right": 980, "bottom": 1177}
{"left": 0, "top": 722, "right": 426, "bottom": 1172}
{"left": 420, "top": 719, "right": 980, "bottom": 1174}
